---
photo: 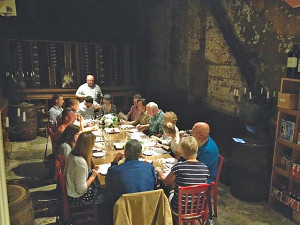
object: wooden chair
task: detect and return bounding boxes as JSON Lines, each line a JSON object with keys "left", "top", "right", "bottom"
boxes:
{"left": 55, "top": 161, "right": 99, "bottom": 225}
{"left": 172, "top": 183, "right": 214, "bottom": 225}
{"left": 212, "top": 155, "right": 224, "bottom": 218}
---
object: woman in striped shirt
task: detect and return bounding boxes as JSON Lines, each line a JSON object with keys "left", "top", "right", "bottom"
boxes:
{"left": 156, "top": 136, "right": 210, "bottom": 212}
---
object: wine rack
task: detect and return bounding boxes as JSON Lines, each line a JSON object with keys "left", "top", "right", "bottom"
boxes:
{"left": 7, "top": 39, "right": 138, "bottom": 89}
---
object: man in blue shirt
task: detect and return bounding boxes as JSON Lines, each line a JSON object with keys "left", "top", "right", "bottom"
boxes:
{"left": 106, "top": 139, "right": 157, "bottom": 202}
{"left": 191, "top": 122, "right": 219, "bottom": 183}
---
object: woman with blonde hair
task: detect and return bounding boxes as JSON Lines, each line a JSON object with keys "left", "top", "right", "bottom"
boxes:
{"left": 155, "top": 136, "right": 209, "bottom": 212}
{"left": 156, "top": 122, "right": 181, "bottom": 159}
{"left": 64, "top": 132, "right": 104, "bottom": 206}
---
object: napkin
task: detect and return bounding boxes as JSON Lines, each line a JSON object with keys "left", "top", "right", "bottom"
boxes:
{"left": 119, "top": 124, "right": 135, "bottom": 129}
{"left": 97, "top": 164, "right": 111, "bottom": 175}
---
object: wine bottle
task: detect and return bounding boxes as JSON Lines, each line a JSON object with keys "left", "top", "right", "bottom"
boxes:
{"left": 287, "top": 45, "right": 299, "bottom": 78}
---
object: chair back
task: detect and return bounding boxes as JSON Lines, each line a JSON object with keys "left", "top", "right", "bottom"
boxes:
{"left": 55, "top": 160, "right": 70, "bottom": 221}
{"left": 215, "top": 155, "right": 224, "bottom": 191}
{"left": 177, "top": 184, "right": 211, "bottom": 224}
{"left": 212, "top": 155, "right": 224, "bottom": 218}
{"left": 49, "top": 127, "right": 60, "bottom": 155}
{"left": 113, "top": 189, "right": 173, "bottom": 225}
{"left": 56, "top": 154, "right": 66, "bottom": 172}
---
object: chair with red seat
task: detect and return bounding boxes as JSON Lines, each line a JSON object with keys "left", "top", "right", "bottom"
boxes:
{"left": 172, "top": 183, "right": 214, "bottom": 225}
{"left": 55, "top": 161, "right": 99, "bottom": 225}
{"left": 211, "top": 155, "right": 224, "bottom": 218}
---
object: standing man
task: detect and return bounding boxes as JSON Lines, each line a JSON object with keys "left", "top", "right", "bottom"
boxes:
{"left": 106, "top": 139, "right": 156, "bottom": 202}
{"left": 76, "top": 74, "right": 102, "bottom": 103}
{"left": 191, "top": 122, "right": 219, "bottom": 183}
{"left": 49, "top": 94, "right": 64, "bottom": 124}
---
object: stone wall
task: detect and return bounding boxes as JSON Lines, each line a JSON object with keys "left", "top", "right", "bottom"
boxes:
{"left": 137, "top": 0, "right": 300, "bottom": 116}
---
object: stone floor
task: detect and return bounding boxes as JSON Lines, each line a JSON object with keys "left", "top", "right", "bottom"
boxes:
{"left": 4, "top": 136, "right": 296, "bottom": 225}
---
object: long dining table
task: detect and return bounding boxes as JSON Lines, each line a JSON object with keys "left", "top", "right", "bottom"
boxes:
{"left": 91, "top": 126, "right": 173, "bottom": 186}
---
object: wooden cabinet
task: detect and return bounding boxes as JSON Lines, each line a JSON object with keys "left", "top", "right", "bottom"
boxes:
{"left": 269, "top": 78, "right": 300, "bottom": 223}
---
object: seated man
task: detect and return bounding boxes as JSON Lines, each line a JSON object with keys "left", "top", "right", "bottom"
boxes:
{"left": 191, "top": 122, "right": 219, "bottom": 183}
{"left": 57, "top": 98, "right": 80, "bottom": 125}
{"left": 78, "top": 96, "right": 100, "bottom": 120}
{"left": 120, "top": 98, "right": 150, "bottom": 127}
{"left": 58, "top": 108, "right": 82, "bottom": 134}
{"left": 137, "top": 102, "right": 164, "bottom": 137}
{"left": 49, "top": 94, "right": 64, "bottom": 125}
{"left": 119, "top": 94, "right": 141, "bottom": 121}
{"left": 106, "top": 139, "right": 157, "bottom": 202}
{"left": 67, "top": 98, "right": 80, "bottom": 112}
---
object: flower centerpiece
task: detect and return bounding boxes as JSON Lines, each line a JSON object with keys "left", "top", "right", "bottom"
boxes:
{"left": 99, "top": 113, "right": 118, "bottom": 128}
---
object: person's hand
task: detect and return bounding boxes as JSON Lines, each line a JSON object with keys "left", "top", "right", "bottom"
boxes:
{"left": 77, "top": 114, "right": 84, "bottom": 122}
{"left": 94, "top": 165, "right": 100, "bottom": 170}
{"left": 179, "top": 130, "right": 185, "bottom": 139}
{"left": 91, "top": 126, "right": 98, "bottom": 131}
{"left": 120, "top": 119, "right": 125, "bottom": 125}
{"left": 155, "top": 167, "right": 163, "bottom": 174}
{"left": 155, "top": 143, "right": 162, "bottom": 148}
{"left": 91, "top": 169, "right": 98, "bottom": 178}
{"left": 113, "top": 152, "right": 125, "bottom": 164}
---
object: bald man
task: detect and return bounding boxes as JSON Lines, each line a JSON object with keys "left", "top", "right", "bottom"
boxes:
{"left": 137, "top": 102, "right": 164, "bottom": 137}
{"left": 191, "top": 122, "right": 219, "bottom": 183}
{"left": 76, "top": 74, "right": 102, "bottom": 103}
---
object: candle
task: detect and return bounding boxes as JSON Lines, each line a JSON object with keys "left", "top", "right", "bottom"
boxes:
{"left": 233, "top": 89, "right": 236, "bottom": 96}
{"left": 267, "top": 92, "right": 270, "bottom": 99}
{"left": 17, "top": 108, "right": 20, "bottom": 117}
{"left": 23, "top": 112, "right": 26, "bottom": 122}
{"left": 261, "top": 87, "right": 263, "bottom": 94}
{"left": 273, "top": 91, "right": 276, "bottom": 97}
{"left": 244, "top": 87, "right": 247, "bottom": 94}
{"left": 236, "top": 89, "right": 239, "bottom": 97}
{"left": 249, "top": 92, "right": 252, "bottom": 99}
{"left": 5, "top": 117, "right": 9, "bottom": 128}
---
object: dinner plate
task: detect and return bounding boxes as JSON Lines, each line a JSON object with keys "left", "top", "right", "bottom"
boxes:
{"left": 92, "top": 130, "right": 102, "bottom": 136}
{"left": 104, "top": 128, "right": 120, "bottom": 134}
{"left": 95, "top": 136, "right": 104, "bottom": 142}
{"left": 119, "top": 124, "right": 135, "bottom": 129}
{"left": 93, "top": 152, "right": 105, "bottom": 157}
{"left": 130, "top": 128, "right": 139, "bottom": 133}
{"left": 113, "top": 143, "right": 125, "bottom": 150}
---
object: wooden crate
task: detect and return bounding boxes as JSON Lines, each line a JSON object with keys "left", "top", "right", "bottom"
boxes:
{"left": 278, "top": 93, "right": 298, "bottom": 109}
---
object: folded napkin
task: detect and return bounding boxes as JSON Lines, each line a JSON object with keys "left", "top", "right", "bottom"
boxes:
{"left": 97, "top": 164, "right": 112, "bottom": 175}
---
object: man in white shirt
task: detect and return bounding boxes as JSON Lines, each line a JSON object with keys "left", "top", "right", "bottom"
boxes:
{"left": 76, "top": 74, "right": 102, "bottom": 103}
{"left": 49, "top": 94, "right": 64, "bottom": 124}
{"left": 78, "top": 96, "right": 100, "bottom": 120}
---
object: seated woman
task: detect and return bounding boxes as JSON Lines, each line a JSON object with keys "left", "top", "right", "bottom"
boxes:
{"left": 98, "top": 94, "right": 117, "bottom": 118}
{"left": 155, "top": 136, "right": 210, "bottom": 213}
{"left": 151, "top": 111, "right": 178, "bottom": 145}
{"left": 57, "top": 124, "right": 81, "bottom": 158}
{"left": 64, "top": 132, "right": 104, "bottom": 206}
{"left": 156, "top": 122, "right": 181, "bottom": 159}
{"left": 120, "top": 98, "right": 150, "bottom": 126}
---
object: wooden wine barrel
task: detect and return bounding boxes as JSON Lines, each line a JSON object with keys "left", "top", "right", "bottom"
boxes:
{"left": 230, "top": 139, "right": 272, "bottom": 202}
{"left": 9, "top": 102, "right": 37, "bottom": 141}
{"left": 7, "top": 184, "right": 35, "bottom": 225}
